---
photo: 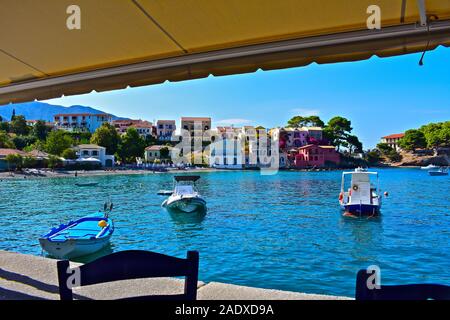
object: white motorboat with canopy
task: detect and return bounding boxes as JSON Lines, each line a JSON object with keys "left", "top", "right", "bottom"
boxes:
{"left": 162, "top": 176, "right": 206, "bottom": 213}
{"left": 339, "top": 168, "right": 381, "bottom": 217}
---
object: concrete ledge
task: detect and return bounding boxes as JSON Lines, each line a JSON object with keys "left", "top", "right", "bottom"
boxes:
{"left": 0, "top": 250, "right": 351, "bottom": 300}
{"left": 197, "top": 282, "right": 351, "bottom": 300}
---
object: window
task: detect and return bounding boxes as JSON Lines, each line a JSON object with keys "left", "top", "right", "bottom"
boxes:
{"left": 82, "top": 150, "right": 89, "bottom": 156}
{"left": 92, "top": 151, "right": 99, "bottom": 156}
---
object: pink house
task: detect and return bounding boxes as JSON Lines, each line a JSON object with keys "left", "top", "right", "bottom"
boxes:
{"left": 292, "top": 144, "right": 340, "bottom": 168}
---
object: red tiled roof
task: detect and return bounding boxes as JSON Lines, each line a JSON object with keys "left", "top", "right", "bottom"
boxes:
{"left": 0, "top": 148, "right": 27, "bottom": 157}
{"left": 181, "top": 117, "right": 211, "bottom": 121}
{"left": 54, "top": 113, "right": 111, "bottom": 117}
{"left": 382, "top": 133, "right": 404, "bottom": 139}
{"left": 145, "top": 145, "right": 171, "bottom": 151}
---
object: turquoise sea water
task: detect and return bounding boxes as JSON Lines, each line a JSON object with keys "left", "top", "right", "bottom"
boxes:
{"left": 0, "top": 168, "right": 449, "bottom": 297}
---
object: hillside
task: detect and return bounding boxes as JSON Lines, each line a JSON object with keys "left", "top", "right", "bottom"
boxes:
{"left": 387, "top": 150, "right": 449, "bottom": 167}
{"left": 0, "top": 101, "right": 126, "bottom": 122}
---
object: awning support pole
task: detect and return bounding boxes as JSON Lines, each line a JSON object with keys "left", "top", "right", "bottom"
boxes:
{"left": 417, "top": 0, "right": 428, "bottom": 26}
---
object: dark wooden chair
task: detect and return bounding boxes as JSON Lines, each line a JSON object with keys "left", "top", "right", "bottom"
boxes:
{"left": 355, "top": 269, "right": 450, "bottom": 300}
{"left": 57, "top": 250, "right": 199, "bottom": 300}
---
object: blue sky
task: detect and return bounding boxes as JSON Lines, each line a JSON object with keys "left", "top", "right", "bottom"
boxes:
{"left": 45, "top": 46, "right": 450, "bottom": 149}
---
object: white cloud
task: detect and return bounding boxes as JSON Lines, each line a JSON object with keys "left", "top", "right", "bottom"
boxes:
{"left": 290, "top": 108, "right": 320, "bottom": 116}
{"left": 215, "top": 118, "right": 253, "bottom": 126}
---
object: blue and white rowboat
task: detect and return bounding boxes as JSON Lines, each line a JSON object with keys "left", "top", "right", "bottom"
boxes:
{"left": 39, "top": 212, "right": 114, "bottom": 259}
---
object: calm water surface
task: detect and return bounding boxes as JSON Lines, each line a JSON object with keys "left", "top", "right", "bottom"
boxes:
{"left": 0, "top": 168, "right": 449, "bottom": 296}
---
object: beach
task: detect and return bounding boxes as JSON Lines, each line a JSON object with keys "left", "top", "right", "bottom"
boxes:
{"left": 0, "top": 167, "right": 224, "bottom": 180}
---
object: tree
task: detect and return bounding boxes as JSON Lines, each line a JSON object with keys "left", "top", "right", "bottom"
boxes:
{"left": 323, "top": 116, "right": 352, "bottom": 151}
{"left": 12, "top": 135, "right": 36, "bottom": 150}
{"left": 23, "top": 156, "right": 37, "bottom": 168}
{"left": 376, "top": 143, "right": 393, "bottom": 155}
{"left": 47, "top": 155, "right": 62, "bottom": 170}
{"left": 398, "top": 129, "right": 426, "bottom": 151}
{"left": 5, "top": 153, "right": 23, "bottom": 171}
{"left": 365, "top": 150, "right": 381, "bottom": 165}
{"left": 10, "top": 115, "right": 30, "bottom": 135}
{"left": 61, "top": 148, "right": 77, "bottom": 160}
{"left": 117, "top": 127, "right": 146, "bottom": 163}
{"left": 0, "top": 121, "right": 9, "bottom": 132}
{"left": 160, "top": 147, "right": 170, "bottom": 159}
{"left": 419, "top": 121, "right": 450, "bottom": 148}
{"left": 0, "top": 131, "right": 15, "bottom": 148}
{"left": 287, "top": 115, "right": 324, "bottom": 128}
{"left": 346, "top": 135, "right": 363, "bottom": 153}
{"left": 386, "top": 150, "right": 402, "bottom": 162}
{"left": 145, "top": 134, "right": 157, "bottom": 146}
{"left": 90, "top": 123, "right": 120, "bottom": 154}
{"left": 45, "top": 130, "right": 74, "bottom": 156}
{"left": 32, "top": 120, "right": 51, "bottom": 140}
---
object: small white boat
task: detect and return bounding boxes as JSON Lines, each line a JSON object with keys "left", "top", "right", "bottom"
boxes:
{"left": 339, "top": 168, "right": 382, "bottom": 217}
{"left": 162, "top": 176, "right": 206, "bottom": 213}
{"left": 428, "top": 167, "right": 448, "bottom": 176}
{"left": 39, "top": 203, "right": 114, "bottom": 259}
{"left": 421, "top": 164, "right": 439, "bottom": 170}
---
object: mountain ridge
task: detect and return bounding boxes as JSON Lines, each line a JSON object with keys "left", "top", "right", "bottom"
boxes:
{"left": 0, "top": 101, "right": 127, "bottom": 122}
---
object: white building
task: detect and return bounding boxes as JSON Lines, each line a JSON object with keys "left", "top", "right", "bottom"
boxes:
{"left": 113, "top": 119, "right": 154, "bottom": 138}
{"left": 209, "top": 126, "right": 278, "bottom": 170}
{"left": 156, "top": 120, "right": 176, "bottom": 141}
{"left": 74, "top": 144, "right": 114, "bottom": 167}
{"left": 380, "top": 133, "right": 405, "bottom": 151}
{"left": 210, "top": 126, "right": 244, "bottom": 169}
{"left": 54, "top": 113, "right": 112, "bottom": 133}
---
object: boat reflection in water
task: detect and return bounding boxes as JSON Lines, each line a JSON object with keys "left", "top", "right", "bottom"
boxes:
{"left": 167, "top": 207, "right": 207, "bottom": 225}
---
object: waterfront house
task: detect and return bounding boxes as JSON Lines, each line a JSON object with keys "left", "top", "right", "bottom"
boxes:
{"left": 113, "top": 119, "right": 154, "bottom": 138}
{"left": 292, "top": 145, "right": 340, "bottom": 168}
{"left": 54, "top": 113, "right": 112, "bottom": 133}
{"left": 275, "top": 127, "right": 324, "bottom": 150}
{"left": 73, "top": 144, "right": 114, "bottom": 167}
{"left": 381, "top": 133, "right": 405, "bottom": 151}
{"left": 209, "top": 127, "right": 244, "bottom": 169}
{"left": 156, "top": 120, "right": 176, "bottom": 141}
{"left": 144, "top": 145, "right": 172, "bottom": 163}
{"left": 0, "top": 148, "right": 28, "bottom": 171}
{"left": 181, "top": 117, "right": 211, "bottom": 139}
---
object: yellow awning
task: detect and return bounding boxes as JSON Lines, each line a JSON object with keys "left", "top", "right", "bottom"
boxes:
{"left": 1, "top": 0, "right": 449, "bottom": 104}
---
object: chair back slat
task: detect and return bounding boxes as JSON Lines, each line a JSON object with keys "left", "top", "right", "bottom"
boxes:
{"left": 57, "top": 250, "right": 199, "bottom": 300}
{"left": 356, "top": 269, "right": 450, "bottom": 300}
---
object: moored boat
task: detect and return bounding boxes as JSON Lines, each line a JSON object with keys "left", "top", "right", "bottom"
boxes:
{"left": 421, "top": 164, "right": 439, "bottom": 170}
{"left": 428, "top": 167, "right": 449, "bottom": 176}
{"left": 162, "top": 176, "right": 207, "bottom": 213}
{"left": 339, "top": 168, "right": 382, "bottom": 217}
{"left": 39, "top": 203, "right": 114, "bottom": 259}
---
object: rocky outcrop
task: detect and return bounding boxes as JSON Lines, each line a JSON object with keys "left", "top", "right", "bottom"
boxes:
{"left": 388, "top": 151, "right": 449, "bottom": 167}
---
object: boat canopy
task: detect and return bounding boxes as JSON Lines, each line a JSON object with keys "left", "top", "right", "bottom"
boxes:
{"left": 342, "top": 171, "right": 379, "bottom": 176}
{"left": 174, "top": 175, "right": 201, "bottom": 182}
{"left": 1, "top": 0, "right": 450, "bottom": 104}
